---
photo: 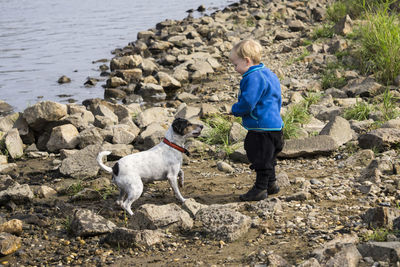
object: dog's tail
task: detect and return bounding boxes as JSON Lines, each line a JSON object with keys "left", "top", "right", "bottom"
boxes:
{"left": 97, "top": 151, "right": 113, "bottom": 173}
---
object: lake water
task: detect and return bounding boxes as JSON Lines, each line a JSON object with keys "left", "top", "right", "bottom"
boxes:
{"left": 0, "top": 0, "right": 234, "bottom": 112}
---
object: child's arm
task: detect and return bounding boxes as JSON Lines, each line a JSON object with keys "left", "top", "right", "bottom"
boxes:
{"left": 231, "top": 76, "right": 264, "bottom": 117}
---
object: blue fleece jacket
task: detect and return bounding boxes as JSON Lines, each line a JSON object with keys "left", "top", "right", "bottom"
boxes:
{"left": 231, "top": 63, "right": 283, "bottom": 131}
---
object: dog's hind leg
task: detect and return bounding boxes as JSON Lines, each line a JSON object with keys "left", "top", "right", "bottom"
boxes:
{"left": 116, "top": 189, "right": 126, "bottom": 206}
{"left": 178, "top": 169, "right": 184, "bottom": 188}
{"left": 122, "top": 176, "right": 143, "bottom": 216}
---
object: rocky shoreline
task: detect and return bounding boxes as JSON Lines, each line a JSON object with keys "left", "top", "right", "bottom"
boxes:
{"left": 1, "top": 0, "right": 400, "bottom": 266}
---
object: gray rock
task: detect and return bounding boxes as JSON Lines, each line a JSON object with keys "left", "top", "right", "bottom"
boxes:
{"left": 104, "top": 227, "right": 166, "bottom": 248}
{"left": 0, "top": 232, "right": 21, "bottom": 256}
{"left": 267, "top": 254, "right": 291, "bottom": 266}
{"left": 173, "top": 68, "right": 189, "bottom": 83}
{"left": 77, "top": 127, "right": 104, "bottom": 149}
{"left": 35, "top": 185, "right": 57, "bottom": 198}
{"left": 70, "top": 208, "right": 116, "bottom": 237}
{"left": 0, "top": 101, "right": 14, "bottom": 117}
{"left": 129, "top": 203, "right": 193, "bottom": 231}
{"left": 274, "top": 30, "right": 296, "bottom": 40}
{"left": 381, "top": 118, "right": 400, "bottom": 129}
{"left": 139, "top": 58, "right": 159, "bottom": 76}
{"left": 135, "top": 107, "right": 171, "bottom": 128}
{"left": 312, "top": 234, "right": 359, "bottom": 262}
{"left": 156, "top": 71, "right": 181, "bottom": 92}
{"left": 70, "top": 188, "right": 103, "bottom": 202}
{"left": 343, "top": 149, "right": 375, "bottom": 167}
{"left": 333, "top": 15, "right": 353, "bottom": 35}
{"left": 4, "top": 128, "right": 24, "bottom": 159}
{"left": 59, "top": 145, "right": 101, "bottom": 179}
{"left": 46, "top": 124, "right": 79, "bottom": 152}
{"left": 92, "top": 105, "right": 119, "bottom": 124}
{"left": 309, "top": 105, "right": 343, "bottom": 122}
{"left": 361, "top": 207, "right": 400, "bottom": 230}
{"left": 100, "top": 143, "right": 134, "bottom": 159}
{"left": 288, "top": 20, "right": 305, "bottom": 32}
{"left": 183, "top": 198, "right": 208, "bottom": 217}
{"left": 137, "top": 30, "right": 155, "bottom": 41}
{"left": 23, "top": 101, "right": 68, "bottom": 131}
{"left": 327, "top": 37, "right": 348, "bottom": 53}
{"left": 200, "top": 103, "right": 219, "bottom": 118}
{"left": 229, "top": 143, "right": 248, "bottom": 163}
{"left": 117, "top": 68, "right": 142, "bottom": 83}
{"left": 137, "top": 83, "right": 166, "bottom": 102}
{"left": 325, "top": 243, "right": 361, "bottom": 267}
{"left": 357, "top": 241, "right": 400, "bottom": 263}
{"left": 216, "top": 161, "right": 234, "bottom": 173}
{"left": 0, "top": 183, "right": 34, "bottom": 205}
{"left": 176, "top": 92, "right": 200, "bottom": 103}
{"left": 0, "top": 113, "right": 30, "bottom": 140}
{"left": 343, "top": 77, "right": 383, "bottom": 97}
{"left": 136, "top": 123, "right": 166, "bottom": 150}
{"left": 359, "top": 159, "right": 382, "bottom": 183}
{"left": 58, "top": 75, "right": 71, "bottom": 84}
{"left": 319, "top": 116, "right": 355, "bottom": 146}
{"left": 110, "top": 55, "right": 142, "bottom": 71}
{"left": 175, "top": 105, "right": 201, "bottom": 120}
{"left": 229, "top": 122, "right": 247, "bottom": 143}
{"left": 249, "top": 198, "right": 282, "bottom": 218}
{"left": 285, "top": 191, "right": 310, "bottom": 202}
{"left": 109, "top": 124, "right": 137, "bottom": 145}
{"left": 195, "top": 206, "right": 251, "bottom": 242}
{"left": 106, "top": 76, "right": 128, "bottom": 88}
{"left": 297, "top": 258, "right": 321, "bottom": 267}
{"left": 358, "top": 128, "right": 400, "bottom": 152}
{"left": 279, "top": 135, "right": 337, "bottom": 158}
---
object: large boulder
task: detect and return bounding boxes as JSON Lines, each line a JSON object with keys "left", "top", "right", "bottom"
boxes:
{"left": 129, "top": 203, "right": 193, "bottom": 231}
{"left": 195, "top": 206, "right": 251, "bottom": 242}
{"left": 343, "top": 77, "right": 383, "bottom": 97}
{"left": 136, "top": 83, "right": 166, "bottom": 102}
{"left": 358, "top": 128, "right": 400, "bottom": 152}
{"left": 319, "top": 116, "right": 355, "bottom": 146}
{"left": 279, "top": 135, "right": 337, "bottom": 158}
{"left": 70, "top": 209, "right": 116, "bottom": 237}
{"left": 361, "top": 207, "right": 400, "bottom": 230}
{"left": 0, "top": 183, "right": 34, "bottom": 205}
{"left": 135, "top": 107, "right": 171, "bottom": 128}
{"left": 46, "top": 124, "right": 79, "bottom": 152}
{"left": 358, "top": 242, "right": 400, "bottom": 264}
{"left": 23, "top": 101, "right": 68, "bottom": 131}
{"left": 59, "top": 145, "right": 102, "bottom": 179}
{"left": 110, "top": 55, "right": 142, "bottom": 71}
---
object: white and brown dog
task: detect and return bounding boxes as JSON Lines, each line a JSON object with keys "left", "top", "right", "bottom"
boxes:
{"left": 97, "top": 118, "right": 203, "bottom": 215}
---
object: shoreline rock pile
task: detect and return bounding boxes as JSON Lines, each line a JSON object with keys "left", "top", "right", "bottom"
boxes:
{"left": 1, "top": 0, "right": 400, "bottom": 265}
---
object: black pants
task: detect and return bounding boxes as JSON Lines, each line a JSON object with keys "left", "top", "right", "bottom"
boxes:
{"left": 244, "top": 130, "right": 284, "bottom": 190}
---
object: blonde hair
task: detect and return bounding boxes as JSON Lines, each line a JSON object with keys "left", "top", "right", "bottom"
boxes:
{"left": 230, "top": 39, "right": 262, "bottom": 64}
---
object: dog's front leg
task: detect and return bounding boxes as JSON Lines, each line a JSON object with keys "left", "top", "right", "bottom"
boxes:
{"left": 178, "top": 169, "right": 184, "bottom": 188}
{"left": 168, "top": 174, "right": 186, "bottom": 203}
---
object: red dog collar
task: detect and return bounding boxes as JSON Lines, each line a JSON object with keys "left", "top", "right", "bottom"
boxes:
{"left": 163, "top": 138, "right": 190, "bottom": 156}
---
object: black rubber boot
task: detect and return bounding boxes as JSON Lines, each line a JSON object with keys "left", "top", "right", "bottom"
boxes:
{"left": 239, "top": 185, "right": 268, "bottom": 201}
{"left": 267, "top": 181, "right": 280, "bottom": 195}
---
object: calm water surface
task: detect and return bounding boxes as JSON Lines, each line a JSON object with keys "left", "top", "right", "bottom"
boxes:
{"left": 0, "top": 0, "right": 234, "bottom": 112}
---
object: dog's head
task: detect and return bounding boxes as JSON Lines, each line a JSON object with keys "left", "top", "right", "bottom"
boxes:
{"left": 172, "top": 118, "right": 203, "bottom": 137}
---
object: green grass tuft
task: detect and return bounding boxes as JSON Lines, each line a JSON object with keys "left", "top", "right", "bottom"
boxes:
{"left": 344, "top": 100, "right": 372, "bottom": 121}
{"left": 357, "top": 6, "right": 400, "bottom": 84}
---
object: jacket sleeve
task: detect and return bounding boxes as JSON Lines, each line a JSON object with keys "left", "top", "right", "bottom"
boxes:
{"left": 231, "top": 75, "right": 264, "bottom": 117}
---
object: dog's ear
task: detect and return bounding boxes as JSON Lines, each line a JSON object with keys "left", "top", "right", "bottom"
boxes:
{"left": 172, "top": 118, "right": 189, "bottom": 135}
